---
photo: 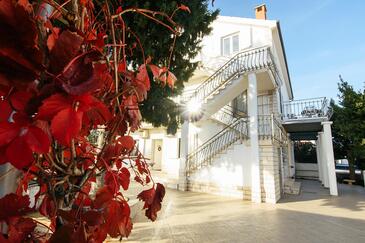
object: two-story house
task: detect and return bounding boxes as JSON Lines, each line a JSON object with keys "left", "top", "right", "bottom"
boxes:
{"left": 133, "top": 5, "right": 338, "bottom": 203}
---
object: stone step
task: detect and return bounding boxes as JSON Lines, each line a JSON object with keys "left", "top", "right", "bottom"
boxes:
{"left": 284, "top": 180, "right": 301, "bottom": 195}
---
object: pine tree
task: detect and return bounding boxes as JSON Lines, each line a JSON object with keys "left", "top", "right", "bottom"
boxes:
{"left": 331, "top": 76, "right": 365, "bottom": 178}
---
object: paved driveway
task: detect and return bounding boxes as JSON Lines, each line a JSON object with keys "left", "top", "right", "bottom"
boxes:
{"left": 116, "top": 180, "right": 365, "bottom": 243}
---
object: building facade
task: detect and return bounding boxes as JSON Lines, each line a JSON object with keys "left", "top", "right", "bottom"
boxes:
{"left": 133, "top": 5, "right": 337, "bottom": 203}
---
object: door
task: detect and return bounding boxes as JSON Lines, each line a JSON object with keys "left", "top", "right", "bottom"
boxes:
{"left": 152, "top": 139, "right": 163, "bottom": 170}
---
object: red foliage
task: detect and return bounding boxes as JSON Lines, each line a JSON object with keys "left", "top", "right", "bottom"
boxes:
{"left": 137, "top": 183, "right": 166, "bottom": 221}
{"left": 0, "top": 0, "right": 187, "bottom": 241}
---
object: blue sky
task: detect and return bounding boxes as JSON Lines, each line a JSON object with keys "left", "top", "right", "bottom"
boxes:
{"left": 210, "top": 0, "right": 365, "bottom": 100}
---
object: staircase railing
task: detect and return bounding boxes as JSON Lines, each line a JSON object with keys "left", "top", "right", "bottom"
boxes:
{"left": 182, "top": 46, "right": 275, "bottom": 104}
{"left": 186, "top": 117, "right": 249, "bottom": 176}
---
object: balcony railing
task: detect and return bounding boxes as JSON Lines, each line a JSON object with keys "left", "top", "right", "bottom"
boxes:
{"left": 282, "top": 97, "right": 333, "bottom": 121}
{"left": 258, "top": 115, "right": 287, "bottom": 143}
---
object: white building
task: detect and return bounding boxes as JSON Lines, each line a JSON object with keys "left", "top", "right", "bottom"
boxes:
{"left": 133, "top": 5, "right": 338, "bottom": 203}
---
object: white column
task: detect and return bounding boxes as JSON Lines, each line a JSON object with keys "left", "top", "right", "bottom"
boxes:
{"left": 316, "top": 139, "right": 323, "bottom": 183}
{"left": 288, "top": 139, "right": 295, "bottom": 178}
{"left": 322, "top": 121, "right": 338, "bottom": 196}
{"left": 318, "top": 132, "right": 329, "bottom": 188}
{"left": 248, "top": 73, "right": 261, "bottom": 203}
{"left": 178, "top": 120, "right": 190, "bottom": 191}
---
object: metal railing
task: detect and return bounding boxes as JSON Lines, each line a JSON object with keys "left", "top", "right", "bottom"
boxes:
{"left": 186, "top": 117, "right": 249, "bottom": 176}
{"left": 181, "top": 46, "right": 275, "bottom": 104}
{"left": 282, "top": 97, "right": 333, "bottom": 121}
{"left": 258, "top": 114, "right": 287, "bottom": 143}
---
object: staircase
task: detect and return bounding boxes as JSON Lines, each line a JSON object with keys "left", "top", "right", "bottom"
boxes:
{"left": 186, "top": 117, "right": 249, "bottom": 176}
{"left": 183, "top": 46, "right": 280, "bottom": 177}
{"left": 182, "top": 46, "right": 277, "bottom": 119}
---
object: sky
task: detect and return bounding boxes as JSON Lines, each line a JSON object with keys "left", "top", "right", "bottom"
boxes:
{"left": 210, "top": 0, "right": 365, "bottom": 101}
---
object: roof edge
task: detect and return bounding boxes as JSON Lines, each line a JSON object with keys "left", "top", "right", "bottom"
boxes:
{"left": 276, "top": 21, "right": 293, "bottom": 99}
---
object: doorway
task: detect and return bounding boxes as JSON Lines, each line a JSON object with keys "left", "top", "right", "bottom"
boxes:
{"left": 152, "top": 139, "right": 163, "bottom": 170}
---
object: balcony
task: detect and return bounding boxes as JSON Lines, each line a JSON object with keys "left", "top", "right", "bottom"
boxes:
{"left": 282, "top": 97, "right": 332, "bottom": 121}
{"left": 281, "top": 97, "right": 333, "bottom": 134}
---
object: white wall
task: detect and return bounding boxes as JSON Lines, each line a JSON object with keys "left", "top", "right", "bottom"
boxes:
{"left": 295, "top": 163, "right": 319, "bottom": 179}
{"left": 189, "top": 143, "right": 252, "bottom": 191}
{"left": 133, "top": 130, "right": 181, "bottom": 178}
{"left": 197, "top": 16, "right": 274, "bottom": 70}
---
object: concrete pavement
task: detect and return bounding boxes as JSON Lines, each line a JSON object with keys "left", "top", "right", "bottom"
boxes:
{"left": 113, "top": 180, "right": 365, "bottom": 243}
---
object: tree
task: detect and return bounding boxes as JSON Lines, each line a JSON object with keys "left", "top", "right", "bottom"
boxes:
{"left": 121, "top": 0, "right": 219, "bottom": 134}
{"left": 331, "top": 76, "right": 365, "bottom": 179}
{"left": 0, "top": 0, "right": 190, "bottom": 241}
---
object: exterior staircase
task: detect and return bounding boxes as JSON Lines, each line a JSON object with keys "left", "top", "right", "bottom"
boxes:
{"left": 182, "top": 46, "right": 280, "bottom": 177}
{"left": 186, "top": 117, "right": 249, "bottom": 176}
{"left": 182, "top": 46, "right": 278, "bottom": 119}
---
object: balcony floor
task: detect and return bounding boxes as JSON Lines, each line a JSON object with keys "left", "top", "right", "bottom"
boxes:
{"left": 282, "top": 117, "right": 327, "bottom": 134}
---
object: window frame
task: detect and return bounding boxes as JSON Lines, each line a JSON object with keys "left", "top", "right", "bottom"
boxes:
{"left": 221, "top": 32, "right": 240, "bottom": 56}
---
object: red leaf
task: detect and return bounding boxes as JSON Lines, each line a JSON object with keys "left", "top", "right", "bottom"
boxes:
{"left": 48, "top": 225, "right": 73, "bottom": 243}
{"left": 8, "top": 217, "right": 37, "bottom": 242}
{"left": 104, "top": 170, "right": 120, "bottom": 194}
{"left": 60, "top": 51, "right": 105, "bottom": 95}
{"left": 136, "top": 64, "right": 150, "bottom": 91}
{"left": 117, "top": 136, "right": 135, "bottom": 153}
{"left": 137, "top": 183, "right": 165, "bottom": 221}
{"left": 0, "top": 0, "right": 43, "bottom": 86}
{"left": 71, "top": 223, "right": 87, "bottom": 243}
{"left": 119, "top": 167, "right": 130, "bottom": 190}
{"left": 82, "top": 210, "right": 103, "bottom": 226}
{"left": 84, "top": 96, "right": 111, "bottom": 125}
{"left": 37, "top": 93, "right": 72, "bottom": 120}
{"left": 24, "top": 126, "right": 50, "bottom": 153}
{"left": 134, "top": 175, "right": 143, "bottom": 185}
{"left": 0, "top": 146, "right": 7, "bottom": 165}
{"left": 135, "top": 158, "right": 148, "bottom": 174}
{"left": 89, "top": 226, "right": 108, "bottom": 243}
{"left": 118, "top": 61, "right": 126, "bottom": 72}
{"left": 49, "top": 30, "right": 83, "bottom": 74}
{"left": 104, "top": 200, "right": 132, "bottom": 238}
{"left": 0, "top": 100, "right": 12, "bottom": 122}
{"left": 148, "top": 64, "right": 160, "bottom": 79}
{"left": 39, "top": 195, "right": 56, "bottom": 218}
{"left": 51, "top": 108, "right": 83, "bottom": 146}
{"left": 9, "top": 91, "right": 32, "bottom": 111}
{"left": 179, "top": 4, "right": 191, "bottom": 13}
{"left": 105, "top": 168, "right": 130, "bottom": 193}
{"left": 167, "top": 71, "right": 177, "bottom": 88}
{"left": 0, "top": 193, "right": 31, "bottom": 221}
{"left": 47, "top": 27, "right": 60, "bottom": 51}
{"left": 94, "top": 186, "right": 113, "bottom": 208}
{"left": 57, "top": 209, "right": 77, "bottom": 224}
{"left": 6, "top": 135, "right": 34, "bottom": 169}
{"left": 0, "top": 122, "right": 19, "bottom": 146}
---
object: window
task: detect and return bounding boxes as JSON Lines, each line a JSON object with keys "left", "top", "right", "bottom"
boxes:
{"left": 258, "top": 95, "right": 273, "bottom": 115}
{"left": 232, "top": 91, "right": 247, "bottom": 117}
{"left": 221, "top": 33, "right": 239, "bottom": 56}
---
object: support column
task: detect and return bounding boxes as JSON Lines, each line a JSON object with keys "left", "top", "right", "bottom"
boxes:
{"left": 321, "top": 121, "right": 338, "bottom": 196}
{"left": 248, "top": 73, "right": 261, "bottom": 203}
{"left": 318, "top": 132, "right": 329, "bottom": 188}
{"left": 288, "top": 139, "right": 295, "bottom": 178}
{"left": 178, "top": 120, "right": 189, "bottom": 191}
{"left": 316, "top": 139, "right": 323, "bottom": 183}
